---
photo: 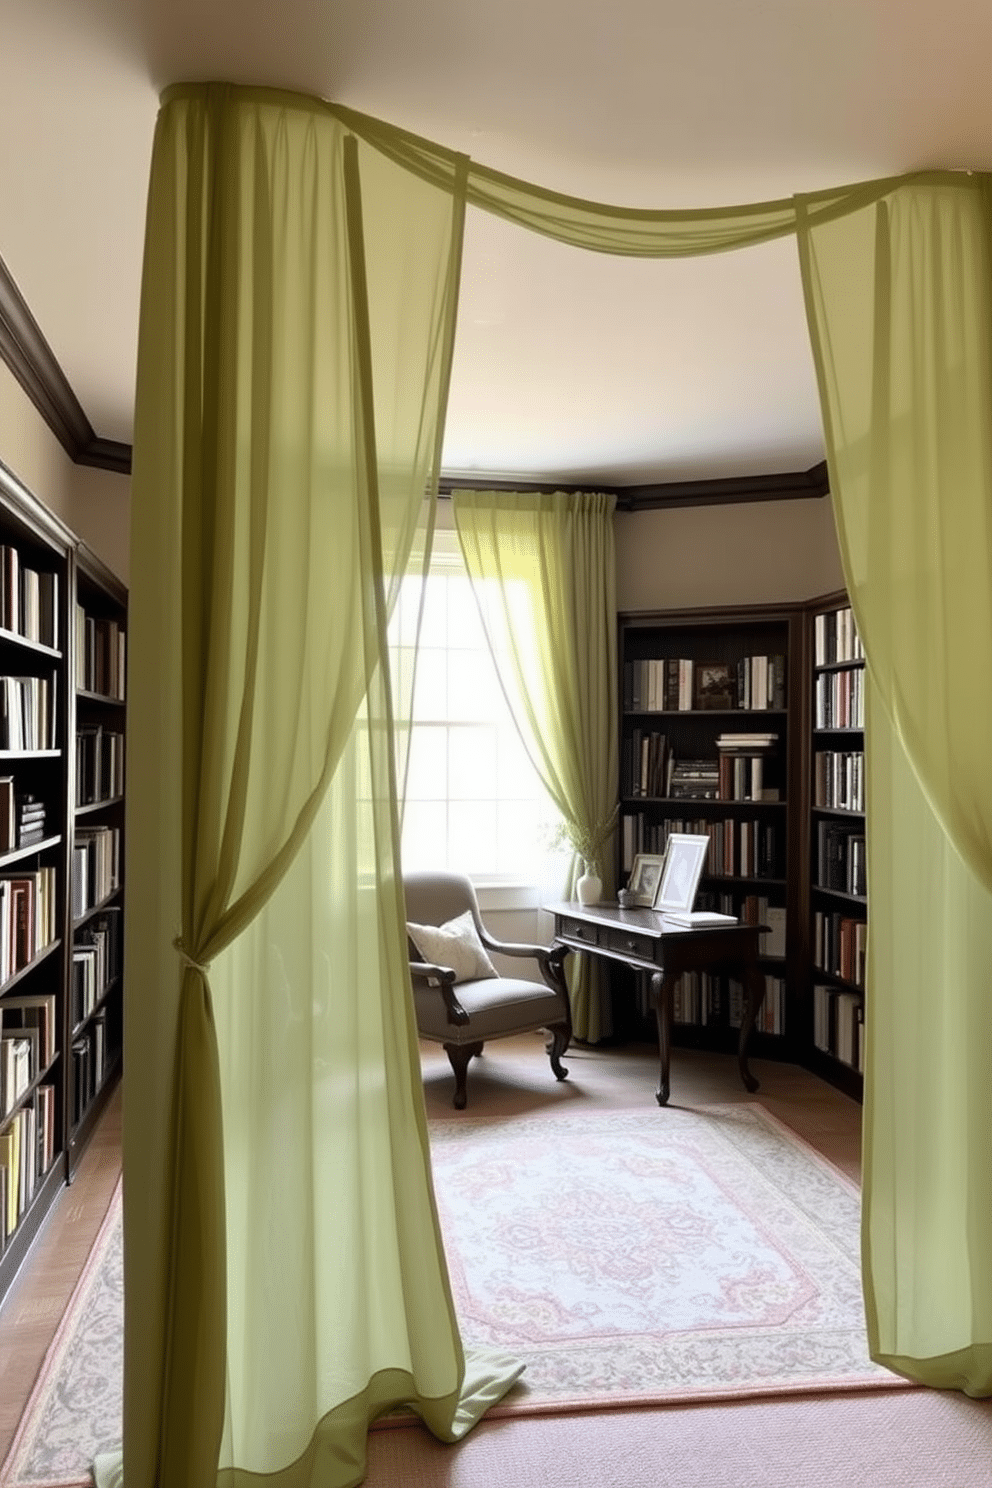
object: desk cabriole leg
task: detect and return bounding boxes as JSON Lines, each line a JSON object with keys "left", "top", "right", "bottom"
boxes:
{"left": 738, "top": 959, "right": 765, "bottom": 1093}
{"left": 651, "top": 969, "right": 674, "bottom": 1106}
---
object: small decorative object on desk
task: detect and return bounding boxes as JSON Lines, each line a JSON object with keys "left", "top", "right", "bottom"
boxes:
{"left": 617, "top": 887, "right": 634, "bottom": 909}
{"left": 576, "top": 861, "right": 602, "bottom": 905}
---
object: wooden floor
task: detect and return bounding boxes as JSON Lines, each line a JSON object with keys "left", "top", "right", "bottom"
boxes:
{"left": 0, "top": 1078, "right": 123, "bottom": 1462}
{"left": 0, "top": 1039, "right": 862, "bottom": 1466}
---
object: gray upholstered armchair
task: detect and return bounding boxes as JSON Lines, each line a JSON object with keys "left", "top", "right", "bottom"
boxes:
{"left": 403, "top": 870, "right": 572, "bottom": 1109}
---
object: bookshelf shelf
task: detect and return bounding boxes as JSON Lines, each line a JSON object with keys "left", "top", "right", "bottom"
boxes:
{"left": 0, "top": 464, "right": 127, "bottom": 1299}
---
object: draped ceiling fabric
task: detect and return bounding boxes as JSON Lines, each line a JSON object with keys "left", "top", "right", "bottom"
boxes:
{"left": 452, "top": 490, "right": 618, "bottom": 1042}
{"left": 116, "top": 78, "right": 991, "bottom": 1488}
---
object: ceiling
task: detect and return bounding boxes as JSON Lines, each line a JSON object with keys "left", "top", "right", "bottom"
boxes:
{"left": 2, "top": 0, "right": 991, "bottom": 488}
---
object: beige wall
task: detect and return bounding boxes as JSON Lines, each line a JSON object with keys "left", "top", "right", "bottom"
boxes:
{"left": 0, "top": 360, "right": 130, "bottom": 582}
{"left": 615, "top": 495, "right": 845, "bottom": 613}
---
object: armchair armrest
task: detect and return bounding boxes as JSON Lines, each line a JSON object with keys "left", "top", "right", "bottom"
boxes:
{"left": 409, "top": 960, "right": 470, "bottom": 1026}
{"left": 476, "top": 927, "right": 552, "bottom": 961}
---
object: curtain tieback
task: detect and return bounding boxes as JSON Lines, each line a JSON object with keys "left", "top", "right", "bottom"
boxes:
{"left": 173, "top": 936, "right": 212, "bottom": 976}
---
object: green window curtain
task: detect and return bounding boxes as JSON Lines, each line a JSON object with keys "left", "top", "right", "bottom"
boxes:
{"left": 797, "top": 176, "right": 992, "bottom": 1391}
{"left": 107, "top": 84, "right": 519, "bottom": 1488}
{"left": 451, "top": 490, "right": 618, "bottom": 1042}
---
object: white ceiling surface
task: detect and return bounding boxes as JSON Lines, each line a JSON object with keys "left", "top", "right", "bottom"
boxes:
{"left": 2, "top": 0, "right": 992, "bottom": 484}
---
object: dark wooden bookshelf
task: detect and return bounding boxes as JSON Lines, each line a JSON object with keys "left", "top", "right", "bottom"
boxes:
{"left": 0, "top": 462, "right": 126, "bottom": 1300}
{"left": 617, "top": 603, "right": 806, "bottom": 1066}
{"left": 616, "top": 595, "right": 868, "bottom": 1103}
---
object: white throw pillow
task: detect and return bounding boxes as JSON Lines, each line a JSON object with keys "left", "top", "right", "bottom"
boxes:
{"left": 406, "top": 910, "right": 498, "bottom": 983}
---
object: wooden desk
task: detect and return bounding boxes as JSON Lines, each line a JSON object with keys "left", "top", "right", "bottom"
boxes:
{"left": 544, "top": 901, "right": 766, "bottom": 1105}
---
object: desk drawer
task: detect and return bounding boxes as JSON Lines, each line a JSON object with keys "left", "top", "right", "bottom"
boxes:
{"left": 604, "top": 926, "right": 656, "bottom": 962}
{"left": 560, "top": 916, "right": 603, "bottom": 947}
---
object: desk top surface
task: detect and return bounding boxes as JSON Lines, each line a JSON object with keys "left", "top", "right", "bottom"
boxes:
{"left": 543, "top": 900, "right": 755, "bottom": 941}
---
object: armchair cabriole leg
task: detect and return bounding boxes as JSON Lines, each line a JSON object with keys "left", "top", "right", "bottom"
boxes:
{"left": 445, "top": 1040, "right": 483, "bottom": 1109}
{"left": 547, "top": 1023, "right": 570, "bottom": 1082}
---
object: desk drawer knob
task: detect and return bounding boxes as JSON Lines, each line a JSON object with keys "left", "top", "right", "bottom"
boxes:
{"left": 626, "top": 937, "right": 639, "bottom": 952}
{"left": 574, "top": 925, "right": 586, "bottom": 939}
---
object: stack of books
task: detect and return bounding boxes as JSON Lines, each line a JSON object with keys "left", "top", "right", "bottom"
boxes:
{"left": 716, "top": 733, "right": 779, "bottom": 802}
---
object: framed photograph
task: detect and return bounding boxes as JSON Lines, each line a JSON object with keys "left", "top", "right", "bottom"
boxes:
{"left": 694, "top": 661, "right": 736, "bottom": 711}
{"left": 653, "top": 833, "right": 710, "bottom": 914}
{"left": 626, "top": 851, "right": 667, "bottom": 907}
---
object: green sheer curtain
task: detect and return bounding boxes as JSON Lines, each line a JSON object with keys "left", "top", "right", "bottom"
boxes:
{"left": 451, "top": 491, "right": 618, "bottom": 1042}
{"left": 797, "top": 176, "right": 992, "bottom": 1391}
{"left": 109, "top": 84, "right": 519, "bottom": 1488}
{"left": 115, "top": 77, "right": 992, "bottom": 1488}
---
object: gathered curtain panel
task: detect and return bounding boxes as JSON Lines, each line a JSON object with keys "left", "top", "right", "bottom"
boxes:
{"left": 115, "top": 77, "right": 992, "bottom": 1488}
{"left": 451, "top": 490, "right": 618, "bottom": 1042}
{"left": 797, "top": 177, "right": 992, "bottom": 1393}
{"left": 108, "top": 83, "right": 522, "bottom": 1488}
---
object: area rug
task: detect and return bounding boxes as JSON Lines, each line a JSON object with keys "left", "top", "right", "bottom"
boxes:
{"left": 1, "top": 1104, "right": 909, "bottom": 1486}
{"left": 423, "top": 1102, "right": 906, "bottom": 1417}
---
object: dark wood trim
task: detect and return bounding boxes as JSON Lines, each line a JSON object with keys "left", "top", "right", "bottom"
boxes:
{"left": 614, "top": 462, "right": 829, "bottom": 510}
{"left": 0, "top": 255, "right": 131, "bottom": 476}
{"left": 74, "top": 542, "right": 129, "bottom": 607}
{"left": 441, "top": 462, "right": 829, "bottom": 510}
{"left": 0, "top": 457, "right": 75, "bottom": 553}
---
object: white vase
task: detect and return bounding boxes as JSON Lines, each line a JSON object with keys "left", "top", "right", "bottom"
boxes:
{"left": 576, "top": 865, "right": 602, "bottom": 905}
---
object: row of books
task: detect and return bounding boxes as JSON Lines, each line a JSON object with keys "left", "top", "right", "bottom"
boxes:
{"left": 0, "top": 547, "right": 59, "bottom": 649}
{"left": 814, "top": 910, "right": 867, "bottom": 988}
{"left": 1, "top": 993, "right": 56, "bottom": 1116}
{"left": 815, "top": 821, "right": 867, "bottom": 897}
{"left": 0, "top": 1085, "right": 56, "bottom": 1247}
{"left": 623, "top": 733, "right": 781, "bottom": 804}
{"left": 621, "top": 813, "right": 781, "bottom": 880}
{"left": 637, "top": 970, "right": 786, "bottom": 1036}
{"left": 0, "top": 779, "right": 49, "bottom": 852}
{"left": 813, "top": 983, "right": 864, "bottom": 1071}
{"left": 0, "top": 673, "right": 57, "bottom": 751}
{"left": 677, "top": 973, "right": 786, "bottom": 1036}
{"left": 813, "top": 749, "right": 865, "bottom": 812}
{"left": 0, "top": 868, "right": 57, "bottom": 987}
{"left": 623, "top": 730, "right": 671, "bottom": 798}
{"left": 75, "top": 608, "right": 126, "bottom": 701}
{"left": 814, "top": 606, "right": 864, "bottom": 667}
{"left": 71, "top": 1013, "right": 107, "bottom": 1127}
{"left": 72, "top": 909, "right": 122, "bottom": 1028}
{"left": 623, "top": 654, "right": 787, "bottom": 713}
{"left": 76, "top": 726, "right": 125, "bottom": 806}
{"left": 71, "top": 826, "right": 121, "bottom": 919}
{"left": 815, "top": 667, "right": 864, "bottom": 730}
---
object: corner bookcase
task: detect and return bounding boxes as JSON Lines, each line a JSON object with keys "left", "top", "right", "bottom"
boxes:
{"left": 806, "top": 591, "right": 866, "bottom": 1100}
{"left": 617, "top": 603, "right": 807, "bottom": 1068}
{"left": 617, "top": 595, "right": 868, "bottom": 1101}
{"left": 0, "top": 461, "right": 126, "bottom": 1299}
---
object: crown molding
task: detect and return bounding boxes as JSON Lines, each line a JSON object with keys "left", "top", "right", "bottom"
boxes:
{"left": 0, "top": 254, "right": 131, "bottom": 476}
{"left": 0, "top": 254, "right": 827, "bottom": 502}
{"left": 440, "top": 461, "right": 828, "bottom": 509}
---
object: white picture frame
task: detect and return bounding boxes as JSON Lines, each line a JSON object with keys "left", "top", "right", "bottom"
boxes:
{"left": 626, "top": 851, "right": 667, "bottom": 907}
{"left": 653, "top": 833, "right": 710, "bottom": 914}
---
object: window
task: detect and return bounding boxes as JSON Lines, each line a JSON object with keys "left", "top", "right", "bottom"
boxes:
{"left": 390, "top": 532, "right": 561, "bottom": 883}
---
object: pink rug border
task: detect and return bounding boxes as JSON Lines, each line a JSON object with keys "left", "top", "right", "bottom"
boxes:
{"left": 0, "top": 1175, "right": 123, "bottom": 1488}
